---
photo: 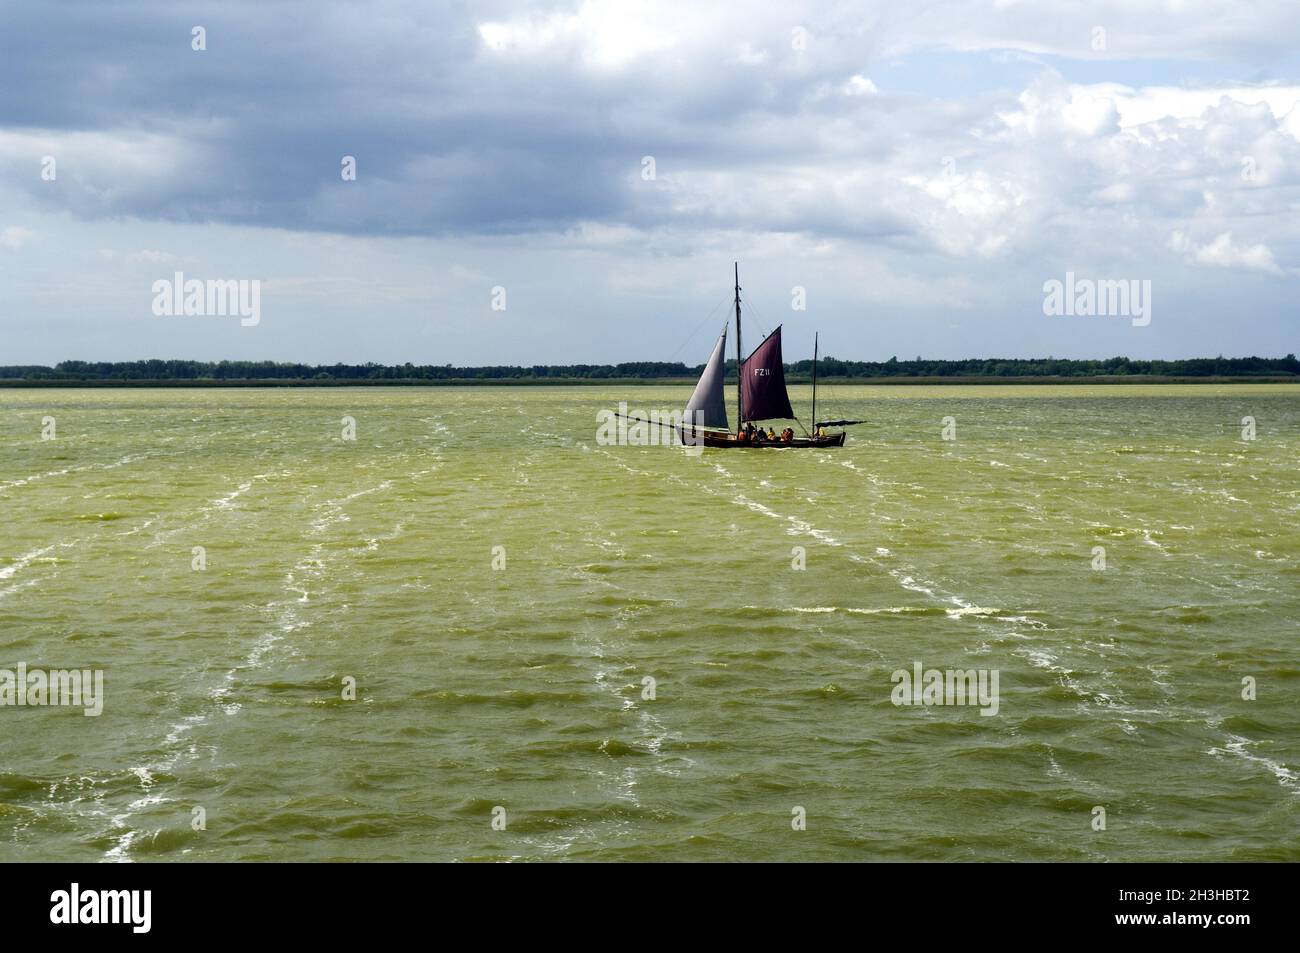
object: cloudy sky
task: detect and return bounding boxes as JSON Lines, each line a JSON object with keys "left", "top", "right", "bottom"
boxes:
{"left": 2, "top": 0, "right": 1298, "bottom": 366}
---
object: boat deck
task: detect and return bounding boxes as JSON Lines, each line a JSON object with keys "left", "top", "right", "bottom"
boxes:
{"left": 682, "top": 430, "right": 847, "bottom": 449}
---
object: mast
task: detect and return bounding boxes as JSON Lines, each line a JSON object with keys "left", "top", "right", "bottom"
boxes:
{"left": 811, "top": 331, "right": 818, "bottom": 431}
{"left": 734, "top": 262, "right": 742, "bottom": 426}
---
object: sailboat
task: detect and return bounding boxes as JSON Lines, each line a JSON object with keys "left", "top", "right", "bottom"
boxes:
{"left": 680, "top": 264, "right": 850, "bottom": 449}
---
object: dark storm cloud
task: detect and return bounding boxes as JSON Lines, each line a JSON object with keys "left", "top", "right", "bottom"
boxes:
{"left": 4, "top": 0, "right": 1299, "bottom": 263}
{"left": 0, "top": 1, "right": 913, "bottom": 238}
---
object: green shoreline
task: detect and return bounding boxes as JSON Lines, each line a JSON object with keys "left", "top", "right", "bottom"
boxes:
{"left": 3, "top": 374, "right": 1299, "bottom": 388}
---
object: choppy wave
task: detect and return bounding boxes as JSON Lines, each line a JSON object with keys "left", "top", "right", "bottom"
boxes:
{"left": 3, "top": 388, "right": 1297, "bottom": 862}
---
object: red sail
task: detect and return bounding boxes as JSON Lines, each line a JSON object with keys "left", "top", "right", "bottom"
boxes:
{"left": 741, "top": 326, "right": 794, "bottom": 422}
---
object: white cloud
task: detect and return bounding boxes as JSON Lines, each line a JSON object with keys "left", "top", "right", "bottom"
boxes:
{"left": 0, "top": 127, "right": 213, "bottom": 219}
{"left": 477, "top": 0, "right": 680, "bottom": 68}
{"left": 843, "top": 75, "right": 878, "bottom": 96}
{"left": 1170, "top": 230, "right": 1283, "bottom": 274}
{"left": 731, "top": 42, "right": 769, "bottom": 66}
{"left": 1061, "top": 91, "right": 1120, "bottom": 136}
{"left": 873, "top": 0, "right": 1300, "bottom": 61}
{"left": 901, "top": 170, "right": 1028, "bottom": 258}
{"left": 1092, "top": 182, "right": 1136, "bottom": 204}
{"left": 998, "top": 74, "right": 1119, "bottom": 139}
{"left": 127, "top": 249, "right": 177, "bottom": 265}
{"left": 0, "top": 226, "right": 34, "bottom": 250}
{"left": 1099, "top": 84, "right": 1300, "bottom": 131}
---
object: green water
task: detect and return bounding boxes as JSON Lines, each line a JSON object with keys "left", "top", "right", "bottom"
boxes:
{"left": 1, "top": 385, "right": 1297, "bottom": 862}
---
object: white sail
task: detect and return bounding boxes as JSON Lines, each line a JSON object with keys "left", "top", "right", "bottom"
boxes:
{"left": 684, "top": 325, "right": 729, "bottom": 431}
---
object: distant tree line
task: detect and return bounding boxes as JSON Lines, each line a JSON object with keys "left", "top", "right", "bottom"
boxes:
{"left": 786, "top": 354, "right": 1300, "bottom": 379}
{"left": 1, "top": 355, "right": 1297, "bottom": 383}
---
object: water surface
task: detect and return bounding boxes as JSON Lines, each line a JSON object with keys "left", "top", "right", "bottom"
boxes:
{"left": 1, "top": 385, "right": 1297, "bottom": 861}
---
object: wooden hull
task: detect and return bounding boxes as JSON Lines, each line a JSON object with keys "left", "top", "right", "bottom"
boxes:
{"left": 680, "top": 430, "right": 847, "bottom": 449}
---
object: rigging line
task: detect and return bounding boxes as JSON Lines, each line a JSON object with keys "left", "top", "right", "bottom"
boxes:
{"left": 667, "top": 291, "right": 733, "bottom": 362}
{"left": 741, "top": 289, "right": 824, "bottom": 388}
{"left": 612, "top": 411, "right": 728, "bottom": 433}
{"left": 737, "top": 293, "right": 776, "bottom": 342}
